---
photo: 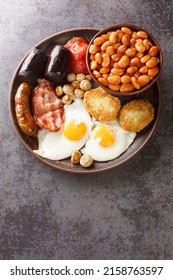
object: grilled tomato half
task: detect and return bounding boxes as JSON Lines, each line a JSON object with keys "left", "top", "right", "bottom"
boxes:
{"left": 65, "top": 37, "right": 88, "bottom": 74}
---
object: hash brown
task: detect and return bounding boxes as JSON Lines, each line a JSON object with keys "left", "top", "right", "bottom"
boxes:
{"left": 118, "top": 99, "right": 154, "bottom": 132}
{"left": 83, "top": 87, "right": 121, "bottom": 122}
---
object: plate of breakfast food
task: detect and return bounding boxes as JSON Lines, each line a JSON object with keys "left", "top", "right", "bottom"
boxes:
{"left": 9, "top": 26, "right": 162, "bottom": 173}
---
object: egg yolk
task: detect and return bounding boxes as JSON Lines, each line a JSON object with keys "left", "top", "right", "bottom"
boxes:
{"left": 63, "top": 119, "right": 87, "bottom": 141}
{"left": 93, "top": 124, "right": 115, "bottom": 147}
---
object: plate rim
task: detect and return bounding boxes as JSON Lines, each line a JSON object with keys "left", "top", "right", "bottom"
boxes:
{"left": 8, "top": 28, "right": 162, "bottom": 174}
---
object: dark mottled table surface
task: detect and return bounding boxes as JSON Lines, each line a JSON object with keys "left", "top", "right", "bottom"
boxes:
{"left": 0, "top": 0, "right": 173, "bottom": 260}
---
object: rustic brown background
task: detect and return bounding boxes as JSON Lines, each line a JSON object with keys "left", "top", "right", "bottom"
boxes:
{"left": 0, "top": 0, "right": 173, "bottom": 259}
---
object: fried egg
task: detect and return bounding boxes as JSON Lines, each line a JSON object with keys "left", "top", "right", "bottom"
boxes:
{"left": 34, "top": 99, "right": 91, "bottom": 160}
{"left": 81, "top": 120, "right": 136, "bottom": 161}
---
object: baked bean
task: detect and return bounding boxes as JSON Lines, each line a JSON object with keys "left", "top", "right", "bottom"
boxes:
{"left": 117, "top": 30, "right": 124, "bottom": 42}
{"left": 111, "top": 53, "right": 123, "bottom": 62}
{"left": 132, "top": 31, "right": 139, "bottom": 39}
{"left": 134, "top": 70, "right": 141, "bottom": 79}
{"left": 93, "top": 70, "right": 101, "bottom": 79}
{"left": 143, "top": 39, "right": 152, "bottom": 50}
{"left": 106, "top": 46, "right": 115, "bottom": 56}
{"left": 120, "top": 83, "right": 134, "bottom": 92}
{"left": 139, "top": 65, "right": 148, "bottom": 73}
{"left": 90, "top": 54, "right": 95, "bottom": 60}
{"left": 138, "top": 75, "right": 150, "bottom": 87}
{"left": 112, "top": 43, "right": 121, "bottom": 50}
{"left": 108, "top": 83, "right": 120, "bottom": 91}
{"left": 121, "top": 75, "right": 131, "bottom": 83}
{"left": 126, "top": 66, "right": 138, "bottom": 74}
{"left": 101, "top": 41, "right": 111, "bottom": 51}
{"left": 90, "top": 60, "right": 97, "bottom": 70}
{"left": 118, "top": 55, "right": 130, "bottom": 68}
{"left": 121, "top": 27, "right": 132, "bottom": 35}
{"left": 102, "top": 53, "right": 110, "bottom": 67}
{"left": 146, "top": 57, "right": 159, "bottom": 68}
{"left": 108, "top": 75, "right": 121, "bottom": 84}
{"left": 130, "top": 38, "right": 136, "bottom": 48}
{"left": 101, "top": 34, "right": 109, "bottom": 40}
{"left": 122, "top": 34, "right": 131, "bottom": 45}
{"left": 137, "top": 31, "right": 148, "bottom": 39}
{"left": 95, "top": 52, "right": 102, "bottom": 64}
{"left": 136, "top": 52, "right": 144, "bottom": 58}
{"left": 130, "top": 57, "right": 139, "bottom": 66}
{"left": 89, "top": 44, "right": 100, "bottom": 54}
{"left": 94, "top": 36, "right": 105, "bottom": 46}
{"left": 111, "top": 68, "right": 124, "bottom": 75}
{"left": 131, "top": 76, "right": 141, "bottom": 89}
{"left": 117, "top": 44, "right": 127, "bottom": 53}
{"left": 148, "top": 46, "right": 159, "bottom": 56}
{"left": 140, "top": 54, "right": 150, "bottom": 63}
{"left": 135, "top": 41, "right": 145, "bottom": 52}
{"left": 98, "top": 77, "right": 109, "bottom": 86}
{"left": 109, "top": 31, "right": 117, "bottom": 43}
{"left": 148, "top": 66, "right": 159, "bottom": 77}
{"left": 113, "top": 62, "right": 121, "bottom": 69}
{"left": 102, "top": 73, "right": 109, "bottom": 79}
{"left": 100, "top": 67, "right": 110, "bottom": 74}
{"left": 136, "top": 39, "right": 143, "bottom": 44}
{"left": 125, "top": 48, "right": 137, "bottom": 57}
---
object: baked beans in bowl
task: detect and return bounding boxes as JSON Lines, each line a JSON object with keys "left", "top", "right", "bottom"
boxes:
{"left": 86, "top": 24, "right": 163, "bottom": 96}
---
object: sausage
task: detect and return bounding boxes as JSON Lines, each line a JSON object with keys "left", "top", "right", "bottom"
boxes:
{"left": 44, "top": 45, "right": 71, "bottom": 85}
{"left": 18, "top": 48, "right": 48, "bottom": 86}
{"left": 15, "top": 82, "right": 37, "bottom": 136}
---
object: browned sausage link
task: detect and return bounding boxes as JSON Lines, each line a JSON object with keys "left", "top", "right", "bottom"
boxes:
{"left": 15, "top": 82, "right": 37, "bottom": 136}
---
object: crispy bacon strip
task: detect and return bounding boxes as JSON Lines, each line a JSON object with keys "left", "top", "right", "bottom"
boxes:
{"left": 33, "top": 79, "right": 64, "bottom": 132}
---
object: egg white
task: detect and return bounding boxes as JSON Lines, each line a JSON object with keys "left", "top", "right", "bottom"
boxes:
{"left": 34, "top": 99, "right": 91, "bottom": 160}
{"left": 81, "top": 120, "right": 136, "bottom": 162}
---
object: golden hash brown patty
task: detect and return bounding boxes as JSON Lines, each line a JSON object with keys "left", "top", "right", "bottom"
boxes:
{"left": 84, "top": 87, "right": 121, "bottom": 121}
{"left": 118, "top": 99, "right": 154, "bottom": 132}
